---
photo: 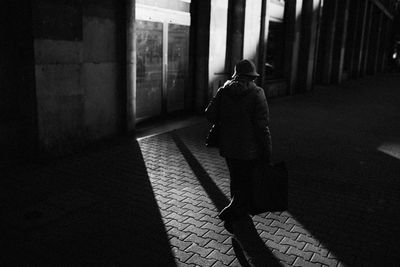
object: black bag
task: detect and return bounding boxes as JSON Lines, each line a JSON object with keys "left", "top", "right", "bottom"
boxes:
{"left": 249, "top": 161, "right": 288, "bottom": 215}
{"left": 205, "top": 124, "right": 220, "bottom": 147}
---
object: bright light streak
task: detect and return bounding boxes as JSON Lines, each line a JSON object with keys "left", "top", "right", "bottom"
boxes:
{"left": 378, "top": 143, "right": 400, "bottom": 160}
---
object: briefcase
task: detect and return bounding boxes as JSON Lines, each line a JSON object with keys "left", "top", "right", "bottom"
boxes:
{"left": 249, "top": 161, "right": 288, "bottom": 215}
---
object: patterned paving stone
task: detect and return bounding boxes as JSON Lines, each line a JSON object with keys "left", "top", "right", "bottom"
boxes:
{"left": 208, "top": 250, "right": 235, "bottom": 265}
{"left": 205, "top": 240, "right": 231, "bottom": 254}
{"left": 260, "top": 231, "right": 284, "bottom": 244}
{"left": 311, "top": 252, "right": 340, "bottom": 266}
{"left": 286, "top": 246, "right": 314, "bottom": 261}
{"left": 167, "top": 227, "right": 192, "bottom": 240}
{"left": 280, "top": 237, "right": 307, "bottom": 250}
{"left": 304, "top": 243, "right": 330, "bottom": 257}
{"left": 272, "top": 250, "right": 297, "bottom": 265}
{"left": 186, "top": 253, "right": 217, "bottom": 267}
{"left": 266, "top": 240, "right": 289, "bottom": 253}
{"left": 167, "top": 219, "right": 191, "bottom": 232}
{"left": 202, "top": 230, "right": 231, "bottom": 244}
{"left": 2, "top": 74, "right": 400, "bottom": 266}
{"left": 170, "top": 237, "right": 193, "bottom": 251}
{"left": 184, "top": 233, "right": 211, "bottom": 247}
{"left": 293, "top": 257, "right": 323, "bottom": 267}
{"left": 297, "top": 234, "right": 320, "bottom": 246}
{"left": 172, "top": 247, "right": 194, "bottom": 263}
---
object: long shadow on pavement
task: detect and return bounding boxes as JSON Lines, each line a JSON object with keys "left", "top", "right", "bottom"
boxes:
{"left": 270, "top": 75, "right": 400, "bottom": 266}
{"left": 0, "top": 139, "right": 177, "bottom": 266}
{"left": 172, "top": 74, "right": 400, "bottom": 267}
{"left": 172, "top": 131, "right": 282, "bottom": 266}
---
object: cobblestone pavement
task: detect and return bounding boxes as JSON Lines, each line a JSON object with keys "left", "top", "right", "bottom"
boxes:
{"left": 1, "top": 74, "right": 399, "bottom": 266}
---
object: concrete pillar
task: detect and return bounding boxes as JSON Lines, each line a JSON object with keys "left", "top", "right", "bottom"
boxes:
{"left": 385, "top": 21, "right": 395, "bottom": 71}
{"left": 344, "top": 0, "right": 360, "bottom": 78}
{"left": 208, "top": 0, "right": 229, "bottom": 96}
{"left": 361, "top": 2, "right": 396, "bottom": 75}
{"left": 379, "top": 17, "right": 390, "bottom": 72}
{"left": 320, "top": 0, "right": 339, "bottom": 84}
{"left": 297, "top": 0, "right": 321, "bottom": 92}
{"left": 361, "top": 3, "right": 374, "bottom": 76}
{"left": 332, "top": 0, "right": 350, "bottom": 84}
{"left": 226, "top": 0, "right": 246, "bottom": 72}
{"left": 353, "top": 0, "right": 368, "bottom": 77}
{"left": 284, "top": 0, "right": 303, "bottom": 95}
{"left": 192, "top": 0, "right": 211, "bottom": 111}
{"left": 258, "top": 0, "right": 269, "bottom": 89}
{"left": 374, "top": 12, "right": 384, "bottom": 73}
{"left": 126, "top": 0, "right": 136, "bottom": 131}
{"left": 377, "top": 17, "right": 386, "bottom": 72}
{"left": 376, "top": 13, "right": 388, "bottom": 72}
{"left": 243, "top": 0, "right": 262, "bottom": 67}
{"left": 367, "top": 6, "right": 382, "bottom": 75}
{"left": 115, "top": 1, "right": 128, "bottom": 133}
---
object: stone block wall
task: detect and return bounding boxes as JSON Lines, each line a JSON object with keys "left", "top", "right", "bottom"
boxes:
{"left": 32, "top": 0, "right": 125, "bottom": 154}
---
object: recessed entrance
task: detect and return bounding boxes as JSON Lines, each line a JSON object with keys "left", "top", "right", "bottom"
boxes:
{"left": 135, "top": 1, "right": 191, "bottom": 121}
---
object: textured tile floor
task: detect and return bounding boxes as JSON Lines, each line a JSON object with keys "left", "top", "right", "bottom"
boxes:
{"left": 1, "top": 73, "right": 399, "bottom": 266}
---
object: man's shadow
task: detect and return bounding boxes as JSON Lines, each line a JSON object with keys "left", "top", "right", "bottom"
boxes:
{"left": 172, "top": 131, "right": 282, "bottom": 266}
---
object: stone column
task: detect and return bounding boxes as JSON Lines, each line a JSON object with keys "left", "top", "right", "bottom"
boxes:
{"left": 379, "top": 17, "right": 391, "bottom": 72}
{"left": 126, "top": 0, "right": 136, "bottom": 131}
{"left": 243, "top": 0, "right": 262, "bottom": 67}
{"left": 344, "top": 0, "right": 360, "bottom": 79}
{"left": 297, "top": 0, "right": 321, "bottom": 92}
{"left": 226, "top": 0, "right": 246, "bottom": 72}
{"left": 332, "top": 0, "right": 350, "bottom": 84}
{"left": 374, "top": 12, "right": 385, "bottom": 73}
{"left": 366, "top": 9, "right": 380, "bottom": 75}
{"left": 361, "top": 2, "right": 374, "bottom": 76}
{"left": 377, "top": 17, "right": 386, "bottom": 72}
{"left": 258, "top": 0, "right": 269, "bottom": 88}
{"left": 353, "top": 0, "right": 369, "bottom": 78}
{"left": 320, "top": 0, "right": 339, "bottom": 84}
{"left": 378, "top": 12, "right": 386, "bottom": 73}
{"left": 284, "top": 0, "right": 303, "bottom": 95}
{"left": 192, "top": 0, "right": 211, "bottom": 111}
{"left": 208, "top": 0, "right": 229, "bottom": 96}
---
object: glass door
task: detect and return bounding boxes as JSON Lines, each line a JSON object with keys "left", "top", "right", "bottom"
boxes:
{"left": 167, "top": 23, "right": 190, "bottom": 112}
{"left": 136, "top": 1, "right": 191, "bottom": 121}
{"left": 136, "top": 20, "right": 163, "bottom": 119}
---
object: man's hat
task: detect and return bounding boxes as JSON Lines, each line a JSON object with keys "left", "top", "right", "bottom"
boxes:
{"left": 232, "top": 59, "right": 259, "bottom": 78}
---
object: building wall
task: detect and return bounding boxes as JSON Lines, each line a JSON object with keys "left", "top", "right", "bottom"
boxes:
{"left": 32, "top": 0, "right": 125, "bottom": 154}
{"left": 0, "top": 1, "right": 37, "bottom": 161}
{"left": 1, "top": 0, "right": 397, "bottom": 160}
